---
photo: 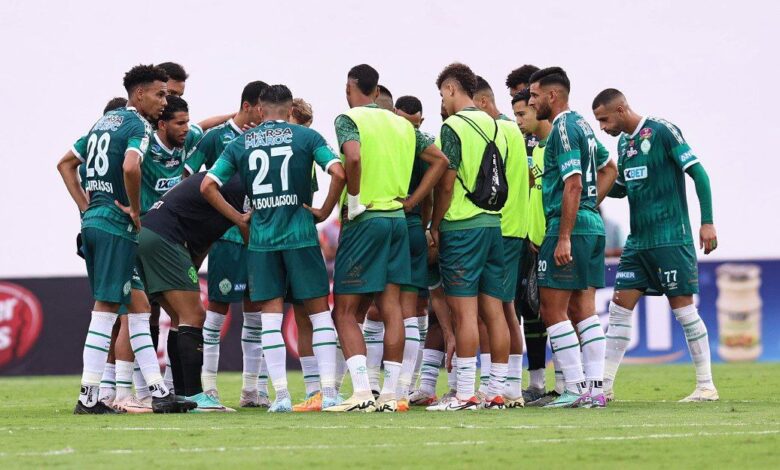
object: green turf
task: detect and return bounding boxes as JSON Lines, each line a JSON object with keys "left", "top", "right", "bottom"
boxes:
{"left": 0, "top": 364, "right": 778, "bottom": 468}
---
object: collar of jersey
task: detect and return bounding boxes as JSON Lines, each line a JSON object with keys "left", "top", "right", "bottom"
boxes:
{"left": 154, "top": 133, "right": 175, "bottom": 154}
{"left": 551, "top": 109, "right": 573, "bottom": 126}
{"left": 628, "top": 116, "right": 648, "bottom": 138}
{"left": 227, "top": 118, "right": 244, "bottom": 134}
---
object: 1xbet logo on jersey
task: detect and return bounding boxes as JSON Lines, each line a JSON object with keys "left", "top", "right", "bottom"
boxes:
{"left": 624, "top": 166, "right": 648, "bottom": 181}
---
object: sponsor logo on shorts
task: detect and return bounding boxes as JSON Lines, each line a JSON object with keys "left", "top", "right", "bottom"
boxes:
{"left": 233, "top": 283, "right": 247, "bottom": 293}
{"left": 0, "top": 282, "right": 43, "bottom": 369}
{"left": 616, "top": 271, "right": 636, "bottom": 280}
{"left": 123, "top": 281, "right": 131, "bottom": 295}
{"left": 188, "top": 267, "right": 198, "bottom": 284}
{"left": 624, "top": 166, "right": 648, "bottom": 181}
{"left": 219, "top": 278, "right": 232, "bottom": 295}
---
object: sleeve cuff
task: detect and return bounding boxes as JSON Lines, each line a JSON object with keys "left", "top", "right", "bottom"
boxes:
{"left": 682, "top": 159, "right": 700, "bottom": 172}
{"left": 324, "top": 159, "right": 340, "bottom": 173}
{"left": 71, "top": 146, "right": 85, "bottom": 162}
{"left": 184, "top": 163, "right": 196, "bottom": 174}
{"left": 561, "top": 169, "right": 582, "bottom": 181}
{"left": 126, "top": 148, "right": 144, "bottom": 161}
{"left": 614, "top": 179, "right": 625, "bottom": 186}
{"left": 205, "top": 172, "right": 224, "bottom": 187}
{"left": 597, "top": 159, "right": 610, "bottom": 170}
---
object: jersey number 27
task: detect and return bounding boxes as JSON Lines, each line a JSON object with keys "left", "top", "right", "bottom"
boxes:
{"left": 249, "top": 146, "right": 293, "bottom": 195}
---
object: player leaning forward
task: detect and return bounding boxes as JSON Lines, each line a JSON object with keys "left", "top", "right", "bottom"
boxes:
{"left": 57, "top": 64, "right": 195, "bottom": 414}
{"left": 592, "top": 88, "right": 719, "bottom": 402}
{"left": 528, "top": 67, "right": 618, "bottom": 408}
{"left": 202, "top": 84, "right": 347, "bottom": 412}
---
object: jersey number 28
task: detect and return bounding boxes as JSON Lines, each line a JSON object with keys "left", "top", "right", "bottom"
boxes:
{"left": 86, "top": 133, "right": 110, "bottom": 178}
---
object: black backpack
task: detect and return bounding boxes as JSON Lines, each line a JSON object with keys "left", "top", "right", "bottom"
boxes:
{"left": 454, "top": 114, "right": 508, "bottom": 211}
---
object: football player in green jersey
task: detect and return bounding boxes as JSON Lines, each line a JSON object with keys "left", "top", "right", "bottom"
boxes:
{"left": 511, "top": 88, "right": 563, "bottom": 406}
{"left": 528, "top": 67, "right": 618, "bottom": 408}
{"left": 506, "top": 65, "right": 541, "bottom": 152}
{"left": 431, "top": 63, "right": 510, "bottom": 411}
{"left": 592, "top": 88, "right": 719, "bottom": 402}
{"left": 203, "top": 84, "right": 347, "bottom": 412}
{"left": 57, "top": 64, "right": 194, "bottom": 414}
{"left": 375, "top": 84, "right": 394, "bottom": 111}
{"left": 184, "top": 81, "right": 268, "bottom": 407}
{"left": 329, "top": 64, "right": 447, "bottom": 413}
{"left": 473, "top": 75, "right": 529, "bottom": 408}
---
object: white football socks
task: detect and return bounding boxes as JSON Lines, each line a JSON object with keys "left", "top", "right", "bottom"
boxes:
{"left": 260, "top": 313, "right": 288, "bottom": 396}
{"left": 133, "top": 362, "right": 151, "bottom": 400}
{"left": 456, "top": 356, "right": 477, "bottom": 401}
{"left": 345, "top": 354, "right": 371, "bottom": 394}
{"left": 547, "top": 320, "right": 585, "bottom": 394}
{"left": 506, "top": 354, "right": 523, "bottom": 398}
{"left": 397, "top": 317, "right": 420, "bottom": 399}
{"left": 478, "top": 353, "right": 491, "bottom": 394}
{"left": 202, "top": 310, "right": 225, "bottom": 392}
{"left": 300, "top": 356, "right": 321, "bottom": 396}
{"left": 80, "top": 311, "right": 117, "bottom": 406}
{"left": 487, "top": 362, "right": 508, "bottom": 398}
{"left": 363, "top": 318, "right": 384, "bottom": 392}
{"left": 673, "top": 304, "right": 715, "bottom": 388}
{"left": 411, "top": 315, "right": 429, "bottom": 388}
{"left": 577, "top": 315, "right": 606, "bottom": 395}
{"left": 419, "top": 349, "right": 444, "bottom": 396}
{"left": 380, "top": 360, "right": 402, "bottom": 399}
{"left": 128, "top": 313, "right": 165, "bottom": 390}
{"left": 310, "top": 311, "right": 338, "bottom": 399}
{"left": 99, "top": 362, "right": 116, "bottom": 404}
{"left": 241, "top": 311, "right": 263, "bottom": 392}
{"left": 605, "top": 301, "right": 633, "bottom": 391}
{"left": 115, "top": 360, "right": 134, "bottom": 402}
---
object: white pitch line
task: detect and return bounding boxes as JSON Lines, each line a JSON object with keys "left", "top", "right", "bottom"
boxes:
{"left": 1, "top": 422, "right": 775, "bottom": 433}
{"left": 2, "top": 430, "right": 779, "bottom": 458}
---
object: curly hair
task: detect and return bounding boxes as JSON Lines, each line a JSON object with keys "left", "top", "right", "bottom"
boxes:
{"left": 291, "top": 98, "right": 313, "bottom": 125}
{"left": 436, "top": 63, "right": 477, "bottom": 98}
{"left": 505, "top": 64, "right": 539, "bottom": 90}
{"left": 123, "top": 64, "right": 169, "bottom": 93}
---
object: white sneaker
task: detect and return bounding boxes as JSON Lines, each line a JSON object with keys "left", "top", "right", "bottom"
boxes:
{"left": 375, "top": 394, "right": 397, "bottom": 413}
{"left": 409, "top": 389, "right": 438, "bottom": 406}
{"left": 679, "top": 386, "right": 719, "bottom": 402}
{"left": 113, "top": 395, "right": 153, "bottom": 413}
{"left": 323, "top": 392, "right": 376, "bottom": 412}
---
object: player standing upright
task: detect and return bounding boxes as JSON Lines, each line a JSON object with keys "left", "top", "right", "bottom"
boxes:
{"left": 527, "top": 66, "right": 617, "bottom": 408}
{"left": 592, "top": 88, "right": 719, "bottom": 402}
{"left": 57, "top": 64, "right": 194, "bottom": 414}
{"left": 184, "top": 81, "right": 268, "bottom": 407}
{"left": 202, "top": 84, "right": 347, "bottom": 412}
{"left": 328, "top": 64, "right": 447, "bottom": 412}
{"left": 473, "top": 75, "right": 529, "bottom": 408}
{"left": 431, "top": 63, "right": 510, "bottom": 411}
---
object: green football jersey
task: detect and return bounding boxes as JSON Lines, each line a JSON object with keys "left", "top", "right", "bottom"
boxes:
{"left": 543, "top": 110, "right": 609, "bottom": 236}
{"left": 406, "top": 130, "right": 436, "bottom": 224}
{"left": 208, "top": 120, "right": 339, "bottom": 252}
{"left": 72, "top": 106, "right": 153, "bottom": 241}
{"left": 184, "top": 123, "right": 204, "bottom": 157}
{"left": 185, "top": 119, "right": 244, "bottom": 243}
{"left": 140, "top": 133, "right": 186, "bottom": 214}
{"left": 616, "top": 117, "right": 700, "bottom": 249}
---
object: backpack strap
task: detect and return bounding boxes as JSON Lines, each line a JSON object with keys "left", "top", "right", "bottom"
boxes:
{"left": 450, "top": 113, "right": 499, "bottom": 196}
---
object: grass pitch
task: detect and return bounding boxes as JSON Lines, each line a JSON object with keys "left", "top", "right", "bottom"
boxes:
{"left": 1, "top": 363, "right": 778, "bottom": 468}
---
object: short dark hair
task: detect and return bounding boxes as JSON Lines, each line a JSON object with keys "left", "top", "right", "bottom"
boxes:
{"left": 395, "top": 95, "right": 423, "bottom": 115}
{"left": 103, "top": 97, "right": 127, "bottom": 114}
{"left": 347, "top": 64, "right": 379, "bottom": 95}
{"left": 528, "top": 66, "right": 570, "bottom": 93}
{"left": 157, "top": 62, "right": 188, "bottom": 82}
{"left": 159, "top": 95, "right": 188, "bottom": 121}
{"left": 123, "top": 64, "right": 169, "bottom": 93}
{"left": 377, "top": 84, "right": 392, "bottom": 100}
{"left": 474, "top": 75, "right": 493, "bottom": 95}
{"left": 592, "top": 88, "right": 625, "bottom": 110}
{"left": 259, "top": 84, "right": 294, "bottom": 105}
{"left": 436, "top": 62, "right": 477, "bottom": 98}
{"left": 241, "top": 80, "right": 269, "bottom": 106}
{"left": 505, "top": 65, "right": 539, "bottom": 90}
{"left": 511, "top": 88, "right": 531, "bottom": 106}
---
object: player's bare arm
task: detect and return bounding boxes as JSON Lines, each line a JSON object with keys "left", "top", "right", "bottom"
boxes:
{"left": 402, "top": 144, "right": 449, "bottom": 211}
{"left": 200, "top": 176, "right": 251, "bottom": 244}
{"left": 596, "top": 159, "right": 618, "bottom": 206}
{"left": 342, "top": 140, "right": 367, "bottom": 220}
{"left": 305, "top": 162, "right": 346, "bottom": 223}
{"left": 119, "top": 150, "right": 143, "bottom": 231}
{"left": 555, "top": 174, "right": 582, "bottom": 266}
{"left": 430, "top": 169, "right": 456, "bottom": 248}
{"left": 56, "top": 150, "right": 88, "bottom": 213}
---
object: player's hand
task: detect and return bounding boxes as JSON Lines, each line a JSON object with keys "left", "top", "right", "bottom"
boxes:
{"left": 237, "top": 211, "right": 252, "bottom": 245}
{"left": 304, "top": 204, "right": 329, "bottom": 223}
{"left": 346, "top": 193, "right": 368, "bottom": 221}
{"left": 395, "top": 197, "right": 414, "bottom": 213}
{"left": 554, "top": 237, "right": 572, "bottom": 266}
{"left": 241, "top": 121, "right": 257, "bottom": 131}
{"left": 114, "top": 200, "right": 141, "bottom": 231}
{"left": 429, "top": 227, "right": 440, "bottom": 248}
{"left": 700, "top": 224, "right": 718, "bottom": 254}
{"left": 444, "top": 334, "right": 456, "bottom": 372}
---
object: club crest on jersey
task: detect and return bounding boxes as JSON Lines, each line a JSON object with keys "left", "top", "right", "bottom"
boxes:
{"left": 640, "top": 139, "right": 652, "bottom": 154}
{"left": 624, "top": 166, "right": 648, "bottom": 181}
{"left": 640, "top": 127, "right": 653, "bottom": 139}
